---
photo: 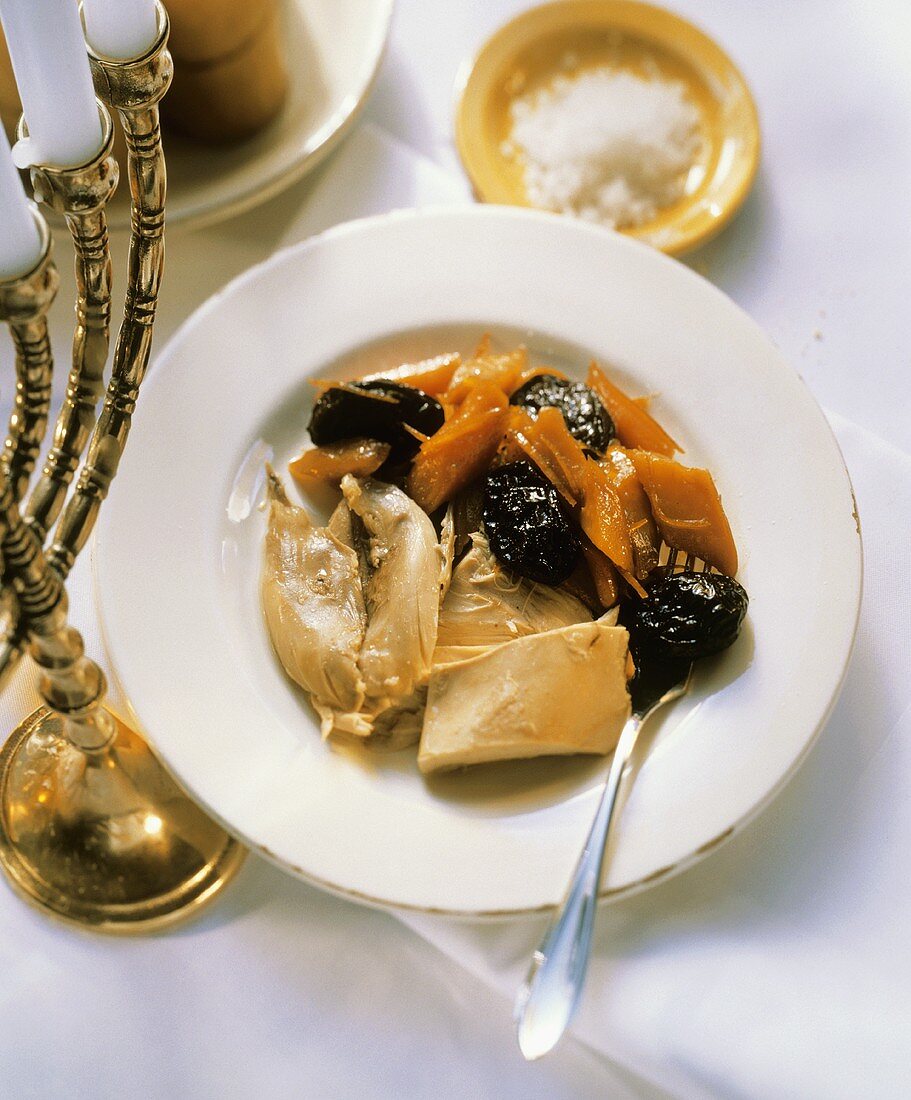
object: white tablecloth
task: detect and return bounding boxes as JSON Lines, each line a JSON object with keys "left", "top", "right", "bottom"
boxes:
{"left": 2, "top": 0, "right": 910, "bottom": 1095}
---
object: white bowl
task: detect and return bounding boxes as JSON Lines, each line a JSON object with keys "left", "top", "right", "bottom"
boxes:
{"left": 94, "top": 206, "right": 861, "bottom": 916}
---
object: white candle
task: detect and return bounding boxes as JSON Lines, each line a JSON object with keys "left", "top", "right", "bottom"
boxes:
{"left": 0, "top": 123, "right": 42, "bottom": 279}
{"left": 0, "top": 0, "right": 103, "bottom": 168}
{"left": 82, "top": 0, "right": 158, "bottom": 62}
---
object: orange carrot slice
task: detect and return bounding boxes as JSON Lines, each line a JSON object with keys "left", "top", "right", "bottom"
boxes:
{"left": 581, "top": 542, "right": 622, "bottom": 609}
{"left": 407, "top": 404, "right": 511, "bottom": 514}
{"left": 359, "top": 353, "right": 461, "bottom": 396}
{"left": 587, "top": 362, "right": 681, "bottom": 456}
{"left": 579, "top": 459, "right": 634, "bottom": 574}
{"left": 602, "top": 445, "right": 660, "bottom": 579}
{"left": 502, "top": 407, "right": 584, "bottom": 504}
{"left": 446, "top": 347, "right": 528, "bottom": 403}
{"left": 629, "top": 450, "right": 738, "bottom": 576}
{"left": 289, "top": 439, "right": 391, "bottom": 485}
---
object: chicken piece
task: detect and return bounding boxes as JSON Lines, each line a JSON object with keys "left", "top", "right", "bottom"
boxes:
{"left": 436, "top": 532, "right": 592, "bottom": 650}
{"left": 418, "top": 621, "right": 631, "bottom": 774}
{"left": 369, "top": 686, "right": 428, "bottom": 750}
{"left": 326, "top": 497, "right": 356, "bottom": 547}
{"left": 432, "top": 644, "right": 496, "bottom": 668}
{"left": 439, "top": 503, "right": 456, "bottom": 603}
{"left": 261, "top": 470, "right": 366, "bottom": 733}
{"left": 341, "top": 475, "right": 443, "bottom": 712}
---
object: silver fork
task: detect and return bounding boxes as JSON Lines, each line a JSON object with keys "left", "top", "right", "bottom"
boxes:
{"left": 514, "top": 547, "right": 710, "bottom": 1060}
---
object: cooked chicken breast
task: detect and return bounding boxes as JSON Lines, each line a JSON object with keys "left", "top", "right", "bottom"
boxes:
{"left": 263, "top": 470, "right": 627, "bottom": 764}
{"left": 262, "top": 470, "right": 367, "bottom": 733}
{"left": 341, "top": 475, "right": 443, "bottom": 711}
{"left": 439, "top": 503, "right": 456, "bottom": 603}
{"left": 436, "top": 532, "right": 592, "bottom": 649}
{"left": 418, "top": 621, "right": 631, "bottom": 774}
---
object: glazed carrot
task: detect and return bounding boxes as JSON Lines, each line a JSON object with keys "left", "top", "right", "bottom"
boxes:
{"left": 581, "top": 542, "right": 621, "bottom": 609}
{"left": 629, "top": 450, "right": 738, "bottom": 576}
{"left": 587, "top": 362, "right": 681, "bottom": 456}
{"left": 503, "top": 406, "right": 587, "bottom": 504}
{"left": 579, "top": 459, "right": 634, "bottom": 574}
{"left": 601, "top": 445, "right": 660, "bottom": 579}
{"left": 289, "top": 439, "right": 391, "bottom": 485}
{"left": 503, "top": 407, "right": 635, "bottom": 578}
{"left": 446, "top": 347, "right": 528, "bottom": 403}
{"left": 496, "top": 407, "right": 531, "bottom": 465}
{"left": 456, "top": 378, "right": 511, "bottom": 418}
{"left": 406, "top": 394, "right": 511, "bottom": 514}
{"left": 359, "top": 353, "right": 462, "bottom": 396}
{"left": 527, "top": 408, "right": 589, "bottom": 499}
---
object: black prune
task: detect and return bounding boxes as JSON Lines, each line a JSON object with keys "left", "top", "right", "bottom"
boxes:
{"left": 623, "top": 570, "right": 749, "bottom": 664}
{"left": 307, "top": 380, "right": 444, "bottom": 465}
{"left": 510, "top": 374, "right": 614, "bottom": 452}
{"left": 482, "top": 461, "right": 581, "bottom": 586}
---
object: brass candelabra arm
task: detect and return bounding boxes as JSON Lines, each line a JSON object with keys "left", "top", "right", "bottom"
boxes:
{"left": 48, "top": 2, "right": 172, "bottom": 577}
{"left": 22, "top": 106, "right": 118, "bottom": 543}
{"left": 0, "top": 215, "right": 58, "bottom": 504}
{"left": 4, "top": 321, "right": 54, "bottom": 503}
{"left": 0, "top": 111, "right": 118, "bottom": 688}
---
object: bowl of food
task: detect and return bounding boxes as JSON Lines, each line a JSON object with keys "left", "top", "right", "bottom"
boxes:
{"left": 94, "top": 206, "right": 860, "bottom": 916}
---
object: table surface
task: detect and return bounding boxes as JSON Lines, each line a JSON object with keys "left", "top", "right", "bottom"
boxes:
{"left": 1, "top": 1, "right": 909, "bottom": 1097}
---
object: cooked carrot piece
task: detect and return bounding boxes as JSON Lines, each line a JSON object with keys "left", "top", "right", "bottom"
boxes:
{"left": 502, "top": 408, "right": 634, "bottom": 577}
{"left": 309, "top": 378, "right": 336, "bottom": 396}
{"left": 446, "top": 348, "right": 528, "bottom": 402}
{"left": 359, "top": 353, "right": 461, "bottom": 396}
{"left": 406, "top": 405, "right": 511, "bottom": 514}
{"left": 289, "top": 438, "right": 391, "bottom": 485}
{"left": 526, "top": 408, "right": 589, "bottom": 498}
{"left": 456, "top": 378, "right": 511, "bottom": 418}
{"left": 601, "top": 445, "right": 660, "bottom": 579}
{"left": 629, "top": 450, "right": 738, "bottom": 576}
{"left": 587, "top": 362, "right": 681, "bottom": 456}
{"left": 581, "top": 542, "right": 621, "bottom": 609}
{"left": 497, "top": 405, "right": 531, "bottom": 455}
{"left": 501, "top": 406, "right": 584, "bottom": 504}
{"left": 528, "top": 407, "right": 588, "bottom": 494}
{"left": 579, "top": 459, "right": 634, "bottom": 574}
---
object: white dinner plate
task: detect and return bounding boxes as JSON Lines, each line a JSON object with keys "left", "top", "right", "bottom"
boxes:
{"left": 94, "top": 206, "right": 861, "bottom": 916}
{"left": 108, "top": 0, "right": 394, "bottom": 230}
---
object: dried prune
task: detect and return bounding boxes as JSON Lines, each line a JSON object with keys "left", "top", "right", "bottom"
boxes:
{"left": 510, "top": 374, "right": 614, "bottom": 452}
{"left": 307, "top": 380, "right": 444, "bottom": 466}
{"left": 482, "top": 461, "right": 581, "bottom": 585}
{"left": 623, "top": 570, "right": 748, "bottom": 664}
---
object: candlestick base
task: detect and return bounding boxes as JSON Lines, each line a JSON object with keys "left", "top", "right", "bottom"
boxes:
{"left": 0, "top": 706, "right": 246, "bottom": 932}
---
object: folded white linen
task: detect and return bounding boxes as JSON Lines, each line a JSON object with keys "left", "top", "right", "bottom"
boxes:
{"left": 0, "top": 125, "right": 648, "bottom": 1100}
{"left": 1, "top": 121, "right": 907, "bottom": 1099}
{"left": 404, "top": 414, "right": 911, "bottom": 1099}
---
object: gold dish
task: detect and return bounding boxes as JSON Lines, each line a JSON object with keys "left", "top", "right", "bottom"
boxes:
{"left": 455, "top": 0, "right": 761, "bottom": 255}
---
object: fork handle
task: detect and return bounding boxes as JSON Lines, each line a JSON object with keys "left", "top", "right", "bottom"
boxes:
{"left": 514, "top": 712, "right": 643, "bottom": 1060}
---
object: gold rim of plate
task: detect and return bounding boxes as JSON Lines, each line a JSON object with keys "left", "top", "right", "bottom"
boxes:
{"left": 455, "top": 0, "right": 761, "bottom": 256}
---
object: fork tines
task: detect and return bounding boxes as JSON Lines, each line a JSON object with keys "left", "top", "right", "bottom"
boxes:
{"left": 658, "top": 543, "right": 717, "bottom": 575}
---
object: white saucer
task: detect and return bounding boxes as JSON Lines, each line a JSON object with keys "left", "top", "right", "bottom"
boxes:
{"left": 109, "top": 0, "right": 394, "bottom": 230}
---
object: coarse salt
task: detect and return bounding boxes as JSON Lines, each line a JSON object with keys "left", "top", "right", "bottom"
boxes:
{"left": 505, "top": 66, "right": 702, "bottom": 229}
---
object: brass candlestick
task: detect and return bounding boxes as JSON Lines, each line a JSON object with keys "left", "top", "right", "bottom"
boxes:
{"left": 0, "top": 2, "right": 245, "bottom": 932}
